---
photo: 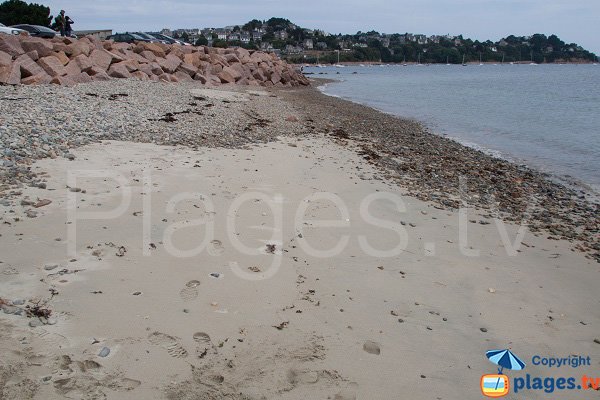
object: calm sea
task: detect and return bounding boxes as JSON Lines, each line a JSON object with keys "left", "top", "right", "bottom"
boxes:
{"left": 311, "top": 64, "right": 600, "bottom": 192}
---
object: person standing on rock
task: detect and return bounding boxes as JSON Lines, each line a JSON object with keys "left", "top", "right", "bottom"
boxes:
{"left": 65, "top": 14, "right": 74, "bottom": 37}
{"left": 55, "top": 10, "right": 66, "bottom": 36}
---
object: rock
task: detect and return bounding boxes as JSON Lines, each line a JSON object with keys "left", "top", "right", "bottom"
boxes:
{"left": 217, "top": 69, "right": 235, "bottom": 84}
{"left": 0, "top": 62, "right": 21, "bottom": 85}
{"left": 44, "top": 264, "right": 59, "bottom": 271}
{"left": 33, "top": 199, "right": 52, "bottom": 208}
{"left": 156, "top": 54, "right": 182, "bottom": 73}
{"left": 0, "top": 50, "right": 12, "bottom": 67}
{"left": 12, "top": 299, "right": 25, "bottom": 306}
{"left": 98, "top": 347, "right": 110, "bottom": 357}
{"left": 37, "top": 55, "right": 67, "bottom": 77}
{"left": 2, "top": 304, "right": 23, "bottom": 315}
{"left": 0, "top": 34, "right": 25, "bottom": 57}
{"left": 15, "top": 54, "right": 44, "bottom": 79}
{"left": 71, "top": 54, "right": 93, "bottom": 72}
{"left": 21, "top": 38, "right": 54, "bottom": 58}
{"left": 89, "top": 49, "right": 114, "bottom": 71}
{"left": 108, "top": 62, "right": 132, "bottom": 79}
{"left": 29, "top": 319, "right": 44, "bottom": 328}
{"left": 53, "top": 51, "right": 70, "bottom": 65}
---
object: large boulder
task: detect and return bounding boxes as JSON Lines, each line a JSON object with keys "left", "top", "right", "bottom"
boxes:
{"left": 217, "top": 69, "right": 235, "bottom": 84}
{"left": 16, "top": 53, "right": 45, "bottom": 77}
{"left": 0, "top": 34, "right": 24, "bottom": 57}
{"left": 37, "top": 55, "right": 67, "bottom": 77}
{"left": 68, "top": 40, "right": 91, "bottom": 57}
{"left": 107, "top": 62, "right": 132, "bottom": 78}
{"left": 20, "top": 38, "right": 53, "bottom": 58}
{"left": 89, "top": 49, "right": 119, "bottom": 71}
{"left": 0, "top": 50, "right": 13, "bottom": 67}
{"left": 71, "top": 54, "right": 93, "bottom": 72}
{"left": 0, "top": 62, "right": 21, "bottom": 85}
{"left": 156, "top": 54, "right": 181, "bottom": 73}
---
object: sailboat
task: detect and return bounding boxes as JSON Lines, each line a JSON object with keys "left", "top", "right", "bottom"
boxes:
{"left": 479, "top": 52, "right": 483, "bottom": 66}
{"left": 529, "top": 51, "right": 537, "bottom": 65}
{"left": 462, "top": 54, "right": 467, "bottom": 66}
{"left": 446, "top": 56, "right": 450, "bottom": 65}
{"left": 593, "top": 56, "right": 599, "bottom": 65}
{"left": 334, "top": 50, "right": 344, "bottom": 68}
{"left": 403, "top": 55, "right": 407, "bottom": 66}
{"left": 417, "top": 53, "right": 422, "bottom": 66}
{"left": 501, "top": 53, "right": 505, "bottom": 64}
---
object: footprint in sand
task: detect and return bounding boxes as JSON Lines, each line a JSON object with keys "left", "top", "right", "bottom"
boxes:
{"left": 363, "top": 341, "right": 381, "bottom": 355}
{"left": 192, "top": 332, "right": 212, "bottom": 345}
{"left": 207, "top": 240, "right": 225, "bottom": 256}
{"left": 179, "top": 280, "right": 201, "bottom": 302}
{"left": 148, "top": 332, "right": 188, "bottom": 358}
{"left": 335, "top": 382, "right": 359, "bottom": 400}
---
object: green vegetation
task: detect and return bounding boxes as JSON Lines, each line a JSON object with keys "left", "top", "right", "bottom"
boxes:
{"left": 237, "top": 17, "right": 596, "bottom": 64}
{"left": 0, "top": 0, "right": 52, "bottom": 26}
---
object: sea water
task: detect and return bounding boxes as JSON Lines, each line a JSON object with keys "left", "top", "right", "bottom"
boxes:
{"left": 312, "top": 64, "right": 600, "bottom": 191}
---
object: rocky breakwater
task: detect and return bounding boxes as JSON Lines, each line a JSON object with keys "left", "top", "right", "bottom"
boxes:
{"left": 0, "top": 34, "right": 309, "bottom": 87}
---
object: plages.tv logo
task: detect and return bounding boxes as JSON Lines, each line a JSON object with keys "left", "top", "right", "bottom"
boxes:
{"left": 481, "top": 349, "right": 526, "bottom": 398}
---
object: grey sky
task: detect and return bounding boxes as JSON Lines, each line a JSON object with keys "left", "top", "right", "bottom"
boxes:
{"left": 42, "top": 0, "right": 599, "bottom": 53}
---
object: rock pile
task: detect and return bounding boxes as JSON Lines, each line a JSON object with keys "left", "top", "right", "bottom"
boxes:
{"left": 0, "top": 34, "right": 310, "bottom": 87}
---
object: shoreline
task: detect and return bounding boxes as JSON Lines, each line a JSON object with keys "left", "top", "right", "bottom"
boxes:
{"left": 0, "top": 80, "right": 598, "bottom": 399}
{"left": 313, "top": 77, "right": 600, "bottom": 200}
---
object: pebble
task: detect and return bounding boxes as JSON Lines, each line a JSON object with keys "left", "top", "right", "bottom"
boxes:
{"left": 98, "top": 347, "right": 110, "bottom": 357}
{"left": 44, "top": 264, "right": 59, "bottom": 271}
{"left": 594, "top": 339, "right": 600, "bottom": 345}
{"left": 29, "top": 319, "right": 44, "bottom": 327}
{"left": 480, "top": 328, "right": 488, "bottom": 333}
{"left": 12, "top": 299, "right": 25, "bottom": 305}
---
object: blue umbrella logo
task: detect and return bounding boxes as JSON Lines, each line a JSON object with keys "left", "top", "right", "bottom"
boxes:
{"left": 483, "top": 349, "right": 526, "bottom": 395}
{"left": 486, "top": 349, "right": 526, "bottom": 374}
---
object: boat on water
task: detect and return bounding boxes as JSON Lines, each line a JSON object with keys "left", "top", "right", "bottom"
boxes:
{"left": 446, "top": 56, "right": 450, "bottom": 65}
{"left": 402, "top": 55, "right": 407, "bottom": 66}
{"left": 462, "top": 54, "right": 467, "bottom": 66}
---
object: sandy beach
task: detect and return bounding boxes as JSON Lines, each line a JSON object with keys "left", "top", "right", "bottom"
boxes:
{"left": 0, "top": 80, "right": 599, "bottom": 399}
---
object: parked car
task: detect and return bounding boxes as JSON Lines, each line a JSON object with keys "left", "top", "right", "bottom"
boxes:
{"left": 107, "top": 32, "right": 152, "bottom": 43}
{"left": 10, "top": 24, "right": 55, "bottom": 38}
{"left": 132, "top": 32, "right": 160, "bottom": 43}
{"left": 0, "top": 23, "right": 27, "bottom": 36}
{"left": 147, "top": 33, "right": 191, "bottom": 46}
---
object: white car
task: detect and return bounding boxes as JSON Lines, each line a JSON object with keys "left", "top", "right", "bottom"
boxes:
{"left": 0, "top": 23, "right": 27, "bottom": 35}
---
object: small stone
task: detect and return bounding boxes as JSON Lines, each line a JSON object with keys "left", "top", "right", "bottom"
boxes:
{"left": 594, "top": 338, "right": 600, "bottom": 345}
{"left": 44, "top": 264, "right": 59, "bottom": 271}
{"left": 29, "top": 319, "right": 44, "bottom": 327}
{"left": 132, "top": 291, "right": 142, "bottom": 296}
{"left": 98, "top": 347, "right": 110, "bottom": 357}
{"left": 488, "top": 288, "right": 496, "bottom": 293}
{"left": 12, "top": 299, "right": 25, "bottom": 305}
{"left": 480, "top": 328, "right": 488, "bottom": 333}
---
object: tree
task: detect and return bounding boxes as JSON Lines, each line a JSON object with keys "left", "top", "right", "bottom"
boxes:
{"left": 0, "top": 0, "right": 52, "bottom": 26}
{"left": 243, "top": 19, "right": 262, "bottom": 32}
{"left": 195, "top": 35, "right": 208, "bottom": 46}
{"left": 180, "top": 32, "right": 190, "bottom": 43}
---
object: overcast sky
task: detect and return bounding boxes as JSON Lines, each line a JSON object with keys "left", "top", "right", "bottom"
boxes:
{"left": 41, "top": 0, "right": 599, "bottom": 53}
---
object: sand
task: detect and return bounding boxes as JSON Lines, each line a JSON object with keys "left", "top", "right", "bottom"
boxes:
{"left": 0, "top": 89, "right": 599, "bottom": 399}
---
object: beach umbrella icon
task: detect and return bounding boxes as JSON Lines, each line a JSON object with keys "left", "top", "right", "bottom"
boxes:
{"left": 486, "top": 349, "right": 526, "bottom": 374}
{"left": 485, "top": 349, "right": 526, "bottom": 392}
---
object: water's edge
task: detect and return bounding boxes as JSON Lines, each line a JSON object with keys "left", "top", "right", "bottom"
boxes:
{"left": 314, "top": 78, "right": 600, "bottom": 202}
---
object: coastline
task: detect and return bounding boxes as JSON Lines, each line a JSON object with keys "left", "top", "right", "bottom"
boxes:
{"left": 0, "top": 79, "right": 599, "bottom": 399}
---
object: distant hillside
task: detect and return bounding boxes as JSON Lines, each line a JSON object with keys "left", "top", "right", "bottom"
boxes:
{"left": 184, "top": 17, "right": 597, "bottom": 64}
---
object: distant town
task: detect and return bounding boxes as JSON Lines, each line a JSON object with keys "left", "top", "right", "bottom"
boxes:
{"left": 153, "top": 17, "right": 597, "bottom": 64}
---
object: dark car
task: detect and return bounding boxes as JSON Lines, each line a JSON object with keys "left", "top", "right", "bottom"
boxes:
{"left": 11, "top": 24, "right": 56, "bottom": 38}
{"left": 147, "top": 33, "right": 191, "bottom": 46}
{"left": 132, "top": 32, "right": 160, "bottom": 43}
{"left": 107, "top": 32, "right": 152, "bottom": 44}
